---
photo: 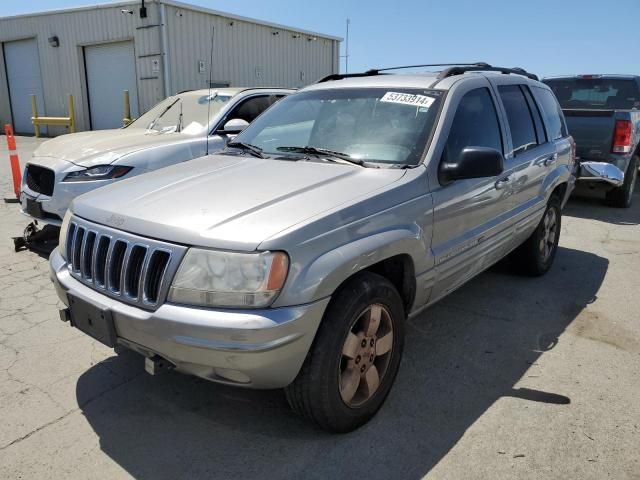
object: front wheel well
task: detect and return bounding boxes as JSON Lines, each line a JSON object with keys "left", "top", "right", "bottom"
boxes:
{"left": 351, "top": 254, "right": 416, "bottom": 315}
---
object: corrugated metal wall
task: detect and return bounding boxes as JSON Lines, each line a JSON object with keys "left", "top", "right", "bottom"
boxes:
{"left": 0, "top": 2, "right": 164, "bottom": 134}
{"left": 164, "top": 3, "right": 338, "bottom": 93}
{"left": 0, "top": 0, "right": 339, "bottom": 135}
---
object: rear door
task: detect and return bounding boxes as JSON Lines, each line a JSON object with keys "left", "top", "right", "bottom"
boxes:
{"left": 428, "top": 79, "right": 514, "bottom": 302}
{"left": 491, "top": 80, "right": 557, "bottom": 228}
{"left": 3, "top": 38, "right": 45, "bottom": 134}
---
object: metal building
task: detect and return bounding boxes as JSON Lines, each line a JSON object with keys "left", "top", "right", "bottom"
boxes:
{"left": 0, "top": 0, "right": 340, "bottom": 134}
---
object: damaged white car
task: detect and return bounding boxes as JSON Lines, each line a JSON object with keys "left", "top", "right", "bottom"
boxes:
{"left": 20, "top": 87, "right": 291, "bottom": 225}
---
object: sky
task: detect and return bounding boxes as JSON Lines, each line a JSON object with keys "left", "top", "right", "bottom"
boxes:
{"left": 2, "top": 0, "right": 639, "bottom": 78}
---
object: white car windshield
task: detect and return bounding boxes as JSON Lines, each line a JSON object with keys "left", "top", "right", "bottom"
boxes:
{"left": 232, "top": 88, "right": 443, "bottom": 166}
{"left": 129, "top": 92, "right": 233, "bottom": 134}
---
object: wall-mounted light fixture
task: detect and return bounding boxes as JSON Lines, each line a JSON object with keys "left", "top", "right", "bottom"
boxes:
{"left": 48, "top": 36, "right": 59, "bottom": 47}
{"left": 292, "top": 33, "right": 300, "bottom": 39}
{"left": 307, "top": 36, "right": 318, "bottom": 42}
{"left": 272, "top": 31, "right": 280, "bottom": 36}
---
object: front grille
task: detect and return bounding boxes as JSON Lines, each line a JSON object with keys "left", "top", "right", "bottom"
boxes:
{"left": 65, "top": 216, "right": 187, "bottom": 310}
{"left": 25, "top": 164, "right": 55, "bottom": 196}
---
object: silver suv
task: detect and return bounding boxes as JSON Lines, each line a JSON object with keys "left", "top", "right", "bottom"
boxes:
{"left": 50, "top": 63, "right": 581, "bottom": 432}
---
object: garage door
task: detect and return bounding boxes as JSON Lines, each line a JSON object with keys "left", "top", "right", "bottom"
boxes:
{"left": 84, "top": 41, "right": 139, "bottom": 130}
{"left": 3, "top": 38, "right": 46, "bottom": 134}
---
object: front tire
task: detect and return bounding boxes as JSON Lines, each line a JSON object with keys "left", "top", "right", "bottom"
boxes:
{"left": 285, "top": 272, "right": 405, "bottom": 433}
{"left": 605, "top": 155, "right": 638, "bottom": 208}
{"left": 512, "top": 196, "right": 562, "bottom": 276}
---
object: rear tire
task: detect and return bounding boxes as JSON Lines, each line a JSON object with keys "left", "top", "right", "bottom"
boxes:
{"left": 605, "top": 155, "right": 637, "bottom": 208}
{"left": 512, "top": 196, "right": 562, "bottom": 276}
{"left": 285, "top": 272, "right": 405, "bottom": 433}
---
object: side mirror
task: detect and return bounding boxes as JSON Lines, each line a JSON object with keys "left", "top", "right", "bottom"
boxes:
{"left": 217, "top": 118, "right": 249, "bottom": 135}
{"left": 440, "top": 147, "right": 504, "bottom": 182}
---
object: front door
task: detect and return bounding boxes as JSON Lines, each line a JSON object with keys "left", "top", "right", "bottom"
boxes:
{"left": 429, "top": 84, "right": 514, "bottom": 303}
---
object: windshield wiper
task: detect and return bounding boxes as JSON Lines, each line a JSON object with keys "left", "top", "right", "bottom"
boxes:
{"left": 276, "top": 146, "right": 375, "bottom": 167}
{"left": 148, "top": 97, "right": 181, "bottom": 131}
{"left": 226, "top": 141, "right": 266, "bottom": 158}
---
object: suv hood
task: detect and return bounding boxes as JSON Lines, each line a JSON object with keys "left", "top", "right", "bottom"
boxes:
{"left": 72, "top": 154, "right": 406, "bottom": 250}
{"left": 33, "top": 128, "right": 196, "bottom": 167}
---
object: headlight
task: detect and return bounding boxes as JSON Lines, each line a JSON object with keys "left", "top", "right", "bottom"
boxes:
{"left": 59, "top": 210, "right": 72, "bottom": 259}
{"left": 168, "top": 249, "right": 289, "bottom": 308}
{"left": 63, "top": 165, "right": 133, "bottom": 182}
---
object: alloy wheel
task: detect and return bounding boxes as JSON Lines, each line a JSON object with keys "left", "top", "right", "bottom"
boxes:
{"left": 339, "top": 304, "right": 394, "bottom": 407}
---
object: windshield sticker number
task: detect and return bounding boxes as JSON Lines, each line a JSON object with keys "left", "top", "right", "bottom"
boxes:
{"left": 380, "top": 92, "right": 435, "bottom": 108}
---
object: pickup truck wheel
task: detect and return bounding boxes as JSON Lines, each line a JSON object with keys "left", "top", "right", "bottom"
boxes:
{"left": 512, "top": 196, "right": 562, "bottom": 276}
{"left": 605, "top": 156, "right": 638, "bottom": 208}
{"left": 285, "top": 272, "right": 405, "bottom": 433}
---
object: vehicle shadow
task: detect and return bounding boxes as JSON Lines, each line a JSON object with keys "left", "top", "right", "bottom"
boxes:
{"left": 564, "top": 183, "right": 639, "bottom": 225}
{"left": 76, "top": 245, "right": 607, "bottom": 479}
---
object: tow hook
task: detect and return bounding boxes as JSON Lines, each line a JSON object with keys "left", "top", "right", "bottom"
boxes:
{"left": 144, "top": 355, "right": 175, "bottom": 376}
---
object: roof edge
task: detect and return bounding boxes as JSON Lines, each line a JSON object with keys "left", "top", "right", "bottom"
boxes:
{"left": 0, "top": 0, "right": 343, "bottom": 42}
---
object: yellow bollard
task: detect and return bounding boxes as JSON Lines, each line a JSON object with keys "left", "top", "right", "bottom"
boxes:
{"left": 68, "top": 95, "right": 75, "bottom": 133}
{"left": 30, "top": 95, "right": 40, "bottom": 138}
{"left": 122, "top": 90, "right": 132, "bottom": 127}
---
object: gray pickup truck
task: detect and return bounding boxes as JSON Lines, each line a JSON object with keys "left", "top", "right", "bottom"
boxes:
{"left": 543, "top": 75, "right": 639, "bottom": 207}
{"left": 50, "top": 63, "right": 593, "bottom": 432}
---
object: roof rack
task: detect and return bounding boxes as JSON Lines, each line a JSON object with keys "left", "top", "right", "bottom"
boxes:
{"left": 436, "top": 65, "right": 538, "bottom": 81}
{"left": 316, "top": 62, "right": 538, "bottom": 83}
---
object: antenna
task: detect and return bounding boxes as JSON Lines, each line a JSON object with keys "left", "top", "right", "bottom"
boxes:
{"left": 339, "top": 18, "right": 350, "bottom": 74}
{"left": 206, "top": 25, "right": 215, "bottom": 155}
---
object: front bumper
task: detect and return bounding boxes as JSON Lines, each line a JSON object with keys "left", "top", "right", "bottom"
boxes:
{"left": 20, "top": 159, "right": 120, "bottom": 225}
{"left": 50, "top": 248, "right": 329, "bottom": 388}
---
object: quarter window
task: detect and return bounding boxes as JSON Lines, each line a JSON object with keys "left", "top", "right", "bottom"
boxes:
{"left": 498, "top": 85, "right": 538, "bottom": 155}
{"left": 443, "top": 88, "right": 503, "bottom": 165}
{"left": 532, "top": 87, "right": 568, "bottom": 140}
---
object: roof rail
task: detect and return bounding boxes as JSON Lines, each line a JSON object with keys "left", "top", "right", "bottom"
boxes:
{"left": 316, "top": 62, "right": 489, "bottom": 83}
{"left": 316, "top": 62, "right": 538, "bottom": 83}
{"left": 437, "top": 65, "right": 539, "bottom": 81}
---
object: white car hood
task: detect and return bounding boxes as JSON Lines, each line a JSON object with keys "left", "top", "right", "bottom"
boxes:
{"left": 32, "top": 128, "right": 198, "bottom": 168}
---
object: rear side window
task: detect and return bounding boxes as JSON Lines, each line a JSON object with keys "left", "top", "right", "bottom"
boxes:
{"left": 226, "top": 95, "right": 283, "bottom": 124}
{"left": 532, "top": 87, "right": 568, "bottom": 140}
{"left": 443, "top": 88, "right": 502, "bottom": 164}
{"left": 498, "top": 85, "right": 538, "bottom": 155}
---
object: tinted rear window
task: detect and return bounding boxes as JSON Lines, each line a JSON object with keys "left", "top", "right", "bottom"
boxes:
{"left": 544, "top": 78, "right": 640, "bottom": 110}
{"left": 498, "top": 85, "right": 538, "bottom": 155}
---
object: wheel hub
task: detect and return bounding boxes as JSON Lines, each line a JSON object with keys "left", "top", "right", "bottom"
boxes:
{"left": 338, "top": 304, "right": 394, "bottom": 407}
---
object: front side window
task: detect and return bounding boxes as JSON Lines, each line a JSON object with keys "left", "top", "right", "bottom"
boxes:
{"left": 443, "top": 87, "right": 502, "bottom": 164}
{"left": 532, "top": 87, "right": 568, "bottom": 140}
{"left": 223, "top": 95, "right": 284, "bottom": 125}
{"left": 498, "top": 85, "right": 538, "bottom": 155}
{"left": 233, "top": 88, "right": 443, "bottom": 166}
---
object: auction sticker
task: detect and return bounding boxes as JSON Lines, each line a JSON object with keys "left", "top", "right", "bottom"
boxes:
{"left": 380, "top": 92, "right": 435, "bottom": 108}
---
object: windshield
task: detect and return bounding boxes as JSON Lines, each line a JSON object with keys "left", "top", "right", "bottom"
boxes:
{"left": 544, "top": 78, "right": 640, "bottom": 110}
{"left": 129, "top": 92, "right": 233, "bottom": 134}
{"left": 232, "top": 88, "right": 443, "bottom": 166}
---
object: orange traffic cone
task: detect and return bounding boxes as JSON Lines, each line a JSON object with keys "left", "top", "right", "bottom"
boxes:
{"left": 4, "top": 124, "right": 21, "bottom": 202}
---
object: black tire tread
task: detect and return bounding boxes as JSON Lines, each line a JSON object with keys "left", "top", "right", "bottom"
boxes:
{"left": 285, "top": 271, "right": 404, "bottom": 432}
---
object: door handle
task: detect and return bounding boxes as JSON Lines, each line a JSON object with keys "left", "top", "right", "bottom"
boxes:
{"left": 494, "top": 176, "right": 512, "bottom": 190}
{"left": 544, "top": 154, "right": 558, "bottom": 166}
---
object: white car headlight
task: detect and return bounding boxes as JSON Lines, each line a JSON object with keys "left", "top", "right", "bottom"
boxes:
{"left": 59, "top": 210, "right": 72, "bottom": 259}
{"left": 168, "top": 249, "right": 289, "bottom": 308}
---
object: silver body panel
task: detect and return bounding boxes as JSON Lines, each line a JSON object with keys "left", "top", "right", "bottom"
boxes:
{"left": 51, "top": 72, "right": 576, "bottom": 388}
